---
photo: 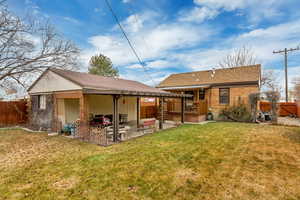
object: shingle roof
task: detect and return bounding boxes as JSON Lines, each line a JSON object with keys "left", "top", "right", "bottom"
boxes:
{"left": 50, "top": 68, "right": 184, "bottom": 97}
{"left": 157, "top": 65, "right": 261, "bottom": 88}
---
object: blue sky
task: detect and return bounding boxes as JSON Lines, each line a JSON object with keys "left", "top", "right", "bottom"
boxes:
{"left": 7, "top": 0, "right": 300, "bottom": 88}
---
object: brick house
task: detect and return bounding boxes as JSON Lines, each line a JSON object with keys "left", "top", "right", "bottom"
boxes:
{"left": 157, "top": 65, "right": 261, "bottom": 121}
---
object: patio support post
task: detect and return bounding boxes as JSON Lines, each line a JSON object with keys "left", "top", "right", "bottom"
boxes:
{"left": 79, "top": 93, "right": 89, "bottom": 139}
{"left": 181, "top": 97, "right": 185, "bottom": 123}
{"left": 159, "top": 97, "right": 164, "bottom": 129}
{"left": 136, "top": 97, "right": 140, "bottom": 128}
{"left": 113, "top": 95, "right": 120, "bottom": 142}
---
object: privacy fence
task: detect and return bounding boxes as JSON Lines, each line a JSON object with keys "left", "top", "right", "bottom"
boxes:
{"left": 0, "top": 100, "right": 28, "bottom": 127}
{"left": 260, "top": 101, "right": 299, "bottom": 117}
{"left": 140, "top": 105, "right": 157, "bottom": 119}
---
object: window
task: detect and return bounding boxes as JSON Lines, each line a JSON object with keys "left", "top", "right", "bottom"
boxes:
{"left": 199, "top": 89, "right": 205, "bottom": 100}
{"left": 184, "top": 91, "right": 194, "bottom": 100}
{"left": 219, "top": 88, "right": 230, "bottom": 104}
{"left": 38, "top": 95, "right": 46, "bottom": 110}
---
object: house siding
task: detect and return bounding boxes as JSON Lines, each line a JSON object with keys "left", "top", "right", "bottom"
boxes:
{"left": 30, "top": 94, "right": 54, "bottom": 131}
{"left": 28, "top": 70, "right": 81, "bottom": 94}
{"left": 209, "top": 85, "right": 259, "bottom": 118}
{"left": 87, "top": 95, "right": 137, "bottom": 122}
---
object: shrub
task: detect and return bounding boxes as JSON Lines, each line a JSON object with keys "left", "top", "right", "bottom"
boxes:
{"left": 249, "top": 93, "right": 260, "bottom": 122}
{"left": 265, "top": 91, "right": 280, "bottom": 124}
{"left": 219, "top": 104, "right": 252, "bottom": 122}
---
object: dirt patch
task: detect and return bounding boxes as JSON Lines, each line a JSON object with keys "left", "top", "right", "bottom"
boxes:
{"left": 16, "top": 183, "right": 33, "bottom": 190}
{"left": 173, "top": 168, "right": 199, "bottom": 187}
{"left": 278, "top": 117, "right": 300, "bottom": 127}
{"left": 52, "top": 176, "right": 80, "bottom": 190}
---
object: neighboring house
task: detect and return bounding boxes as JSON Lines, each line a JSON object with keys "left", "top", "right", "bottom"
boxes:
{"left": 27, "top": 68, "right": 187, "bottom": 144}
{"left": 157, "top": 65, "right": 261, "bottom": 121}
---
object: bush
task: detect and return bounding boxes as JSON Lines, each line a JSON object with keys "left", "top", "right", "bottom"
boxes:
{"left": 219, "top": 104, "right": 252, "bottom": 122}
{"left": 249, "top": 93, "right": 260, "bottom": 122}
{"left": 265, "top": 91, "right": 280, "bottom": 124}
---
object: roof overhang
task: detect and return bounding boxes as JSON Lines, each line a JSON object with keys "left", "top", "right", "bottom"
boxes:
{"left": 158, "top": 85, "right": 210, "bottom": 90}
{"left": 158, "top": 81, "right": 259, "bottom": 90}
{"left": 83, "top": 88, "right": 192, "bottom": 98}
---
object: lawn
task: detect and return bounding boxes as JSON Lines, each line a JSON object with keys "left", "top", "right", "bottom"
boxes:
{"left": 0, "top": 123, "right": 299, "bottom": 200}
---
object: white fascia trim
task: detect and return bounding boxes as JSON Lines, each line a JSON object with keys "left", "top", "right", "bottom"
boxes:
{"left": 159, "top": 85, "right": 210, "bottom": 90}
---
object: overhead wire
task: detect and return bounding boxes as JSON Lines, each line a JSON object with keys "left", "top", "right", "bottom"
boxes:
{"left": 104, "top": 0, "right": 156, "bottom": 85}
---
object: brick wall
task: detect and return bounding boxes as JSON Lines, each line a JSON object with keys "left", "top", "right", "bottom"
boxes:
{"left": 208, "top": 85, "right": 259, "bottom": 118}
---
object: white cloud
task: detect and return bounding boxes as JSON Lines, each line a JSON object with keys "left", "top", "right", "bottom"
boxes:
{"left": 193, "top": 0, "right": 285, "bottom": 24}
{"left": 173, "top": 19, "right": 300, "bottom": 72}
{"left": 194, "top": 0, "right": 247, "bottom": 11}
{"left": 179, "top": 6, "right": 219, "bottom": 23}
{"left": 146, "top": 60, "right": 171, "bottom": 69}
{"left": 63, "top": 17, "right": 80, "bottom": 24}
{"left": 126, "top": 60, "right": 172, "bottom": 70}
{"left": 122, "top": 14, "right": 143, "bottom": 32}
{"left": 122, "top": 0, "right": 132, "bottom": 3}
{"left": 114, "top": 11, "right": 159, "bottom": 33}
{"left": 171, "top": 49, "right": 229, "bottom": 71}
{"left": 82, "top": 21, "right": 213, "bottom": 66}
{"left": 125, "top": 63, "right": 142, "bottom": 69}
{"left": 81, "top": 3, "right": 300, "bottom": 88}
{"left": 230, "top": 19, "right": 300, "bottom": 63}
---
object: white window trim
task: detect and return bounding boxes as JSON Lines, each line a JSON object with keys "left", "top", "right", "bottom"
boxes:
{"left": 39, "top": 95, "right": 46, "bottom": 110}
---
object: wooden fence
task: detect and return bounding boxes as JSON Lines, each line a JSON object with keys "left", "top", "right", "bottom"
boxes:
{"left": 0, "top": 100, "right": 28, "bottom": 126}
{"left": 298, "top": 102, "right": 300, "bottom": 118}
{"left": 140, "top": 105, "right": 157, "bottom": 119}
{"left": 260, "top": 101, "right": 298, "bottom": 117}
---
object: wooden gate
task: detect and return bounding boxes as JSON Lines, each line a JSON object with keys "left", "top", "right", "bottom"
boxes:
{"left": 0, "top": 100, "right": 28, "bottom": 126}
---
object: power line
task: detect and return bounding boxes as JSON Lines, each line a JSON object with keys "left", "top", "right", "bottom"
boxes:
{"left": 125, "top": 2, "right": 155, "bottom": 81}
{"left": 104, "top": 0, "right": 155, "bottom": 85}
{"left": 273, "top": 46, "right": 300, "bottom": 102}
{"left": 126, "top": 2, "right": 152, "bottom": 62}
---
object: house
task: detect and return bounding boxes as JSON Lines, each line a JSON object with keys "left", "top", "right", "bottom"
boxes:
{"left": 157, "top": 65, "right": 261, "bottom": 121}
{"left": 27, "top": 68, "right": 188, "bottom": 145}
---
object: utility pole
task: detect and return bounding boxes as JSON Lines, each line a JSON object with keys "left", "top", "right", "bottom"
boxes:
{"left": 273, "top": 46, "right": 300, "bottom": 102}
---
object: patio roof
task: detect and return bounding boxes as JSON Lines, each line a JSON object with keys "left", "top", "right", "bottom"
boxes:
{"left": 49, "top": 68, "right": 189, "bottom": 98}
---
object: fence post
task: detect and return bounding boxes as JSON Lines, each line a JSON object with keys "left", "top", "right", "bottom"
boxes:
{"left": 159, "top": 97, "right": 164, "bottom": 129}
{"left": 181, "top": 97, "right": 185, "bottom": 123}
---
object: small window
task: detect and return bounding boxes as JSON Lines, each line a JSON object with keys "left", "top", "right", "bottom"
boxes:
{"left": 38, "top": 95, "right": 46, "bottom": 110}
{"left": 219, "top": 88, "right": 230, "bottom": 104}
{"left": 184, "top": 91, "right": 194, "bottom": 100}
{"left": 199, "top": 89, "right": 205, "bottom": 100}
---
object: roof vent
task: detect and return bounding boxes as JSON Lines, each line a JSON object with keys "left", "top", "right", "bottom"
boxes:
{"left": 211, "top": 68, "right": 216, "bottom": 78}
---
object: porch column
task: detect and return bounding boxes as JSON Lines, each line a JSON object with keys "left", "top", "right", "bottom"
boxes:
{"left": 79, "top": 93, "right": 88, "bottom": 138}
{"left": 113, "top": 95, "right": 120, "bottom": 142}
{"left": 52, "top": 95, "right": 58, "bottom": 132}
{"left": 181, "top": 97, "right": 185, "bottom": 123}
{"left": 159, "top": 97, "right": 164, "bottom": 129}
{"left": 136, "top": 97, "right": 140, "bottom": 127}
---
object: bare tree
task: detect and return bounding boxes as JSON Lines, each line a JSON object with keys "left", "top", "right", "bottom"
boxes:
{"left": 293, "top": 77, "right": 300, "bottom": 101}
{"left": 0, "top": 1, "right": 79, "bottom": 92}
{"left": 261, "top": 70, "right": 282, "bottom": 93}
{"left": 218, "top": 46, "right": 257, "bottom": 68}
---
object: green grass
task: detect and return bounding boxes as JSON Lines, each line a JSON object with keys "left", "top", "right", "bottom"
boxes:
{"left": 0, "top": 123, "right": 300, "bottom": 200}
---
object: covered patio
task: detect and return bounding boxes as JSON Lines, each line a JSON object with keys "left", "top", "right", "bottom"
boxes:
{"left": 54, "top": 90, "right": 188, "bottom": 146}
{"left": 30, "top": 68, "right": 191, "bottom": 146}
